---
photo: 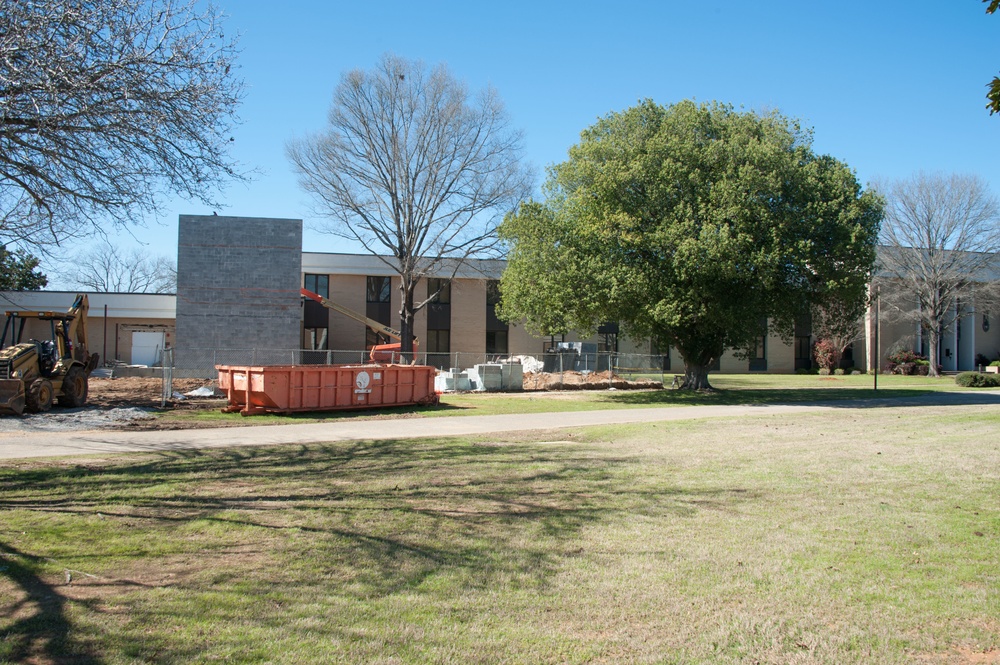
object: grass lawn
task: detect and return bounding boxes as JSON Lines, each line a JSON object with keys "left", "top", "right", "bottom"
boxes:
{"left": 2, "top": 398, "right": 999, "bottom": 663}
{"left": 157, "top": 372, "right": 987, "bottom": 426}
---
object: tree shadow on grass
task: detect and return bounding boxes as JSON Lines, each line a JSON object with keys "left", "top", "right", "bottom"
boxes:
{"left": 0, "top": 542, "right": 103, "bottom": 665}
{"left": 0, "top": 438, "right": 757, "bottom": 661}
{"left": 599, "top": 387, "right": 1000, "bottom": 409}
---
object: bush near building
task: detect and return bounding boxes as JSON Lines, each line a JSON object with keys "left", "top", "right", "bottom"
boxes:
{"left": 955, "top": 371, "right": 1000, "bottom": 387}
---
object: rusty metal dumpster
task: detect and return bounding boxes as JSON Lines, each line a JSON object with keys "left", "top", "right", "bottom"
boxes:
{"left": 216, "top": 364, "right": 439, "bottom": 416}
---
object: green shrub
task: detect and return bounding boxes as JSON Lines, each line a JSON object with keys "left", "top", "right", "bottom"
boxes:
{"left": 991, "top": 360, "right": 1000, "bottom": 367}
{"left": 833, "top": 368, "right": 845, "bottom": 375}
{"left": 888, "top": 349, "right": 923, "bottom": 365}
{"left": 818, "top": 367, "right": 831, "bottom": 376}
{"left": 955, "top": 372, "right": 1000, "bottom": 388}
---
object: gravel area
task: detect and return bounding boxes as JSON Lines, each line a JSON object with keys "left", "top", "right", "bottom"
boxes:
{"left": 0, "top": 407, "right": 157, "bottom": 433}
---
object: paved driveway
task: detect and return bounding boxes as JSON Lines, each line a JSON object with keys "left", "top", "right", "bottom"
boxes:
{"left": 2, "top": 391, "right": 998, "bottom": 460}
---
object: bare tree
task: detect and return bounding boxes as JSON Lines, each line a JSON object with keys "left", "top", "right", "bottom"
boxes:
{"left": 0, "top": 0, "right": 246, "bottom": 253}
{"left": 876, "top": 172, "right": 1000, "bottom": 376}
{"left": 812, "top": 296, "right": 867, "bottom": 370}
{"left": 288, "top": 53, "right": 533, "bottom": 355}
{"left": 64, "top": 245, "right": 176, "bottom": 293}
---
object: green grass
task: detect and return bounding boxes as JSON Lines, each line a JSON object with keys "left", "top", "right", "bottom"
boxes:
{"left": 2, "top": 402, "right": 999, "bottom": 663}
{"left": 158, "top": 372, "right": 992, "bottom": 426}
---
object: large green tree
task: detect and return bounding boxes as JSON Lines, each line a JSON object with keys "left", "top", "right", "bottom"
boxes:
{"left": 498, "top": 100, "right": 882, "bottom": 389}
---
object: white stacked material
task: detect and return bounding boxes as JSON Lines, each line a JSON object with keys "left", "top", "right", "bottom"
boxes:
{"left": 434, "top": 369, "right": 473, "bottom": 392}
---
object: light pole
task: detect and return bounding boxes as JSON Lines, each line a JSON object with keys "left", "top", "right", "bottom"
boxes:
{"left": 874, "top": 287, "right": 881, "bottom": 391}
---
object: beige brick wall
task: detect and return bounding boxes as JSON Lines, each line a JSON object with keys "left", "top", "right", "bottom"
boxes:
{"left": 767, "top": 330, "right": 795, "bottom": 373}
{"left": 5, "top": 315, "right": 174, "bottom": 366}
{"left": 450, "top": 279, "right": 486, "bottom": 354}
{"left": 326, "top": 274, "right": 368, "bottom": 351}
{"left": 315, "top": 271, "right": 811, "bottom": 373}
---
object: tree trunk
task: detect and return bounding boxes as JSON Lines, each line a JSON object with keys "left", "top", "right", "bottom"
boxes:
{"left": 680, "top": 362, "right": 714, "bottom": 390}
{"left": 399, "top": 283, "right": 416, "bottom": 364}
{"left": 927, "top": 326, "right": 941, "bottom": 377}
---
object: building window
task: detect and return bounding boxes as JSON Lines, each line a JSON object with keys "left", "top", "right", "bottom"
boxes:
{"left": 304, "top": 273, "right": 329, "bottom": 298}
{"left": 427, "top": 278, "right": 451, "bottom": 304}
{"left": 794, "top": 312, "right": 812, "bottom": 371}
{"left": 651, "top": 339, "right": 671, "bottom": 372}
{"left": 749, "top": 319, "right": 767, "bottom": 372}
{"left": 485, "top": 279, "right": 509, "bottom": 352}
{"left": 542, "top": 335, "right": 565, "bottom": 353}
{"left": 366, "top": 329, "right": 388, "bottom": 349}
{"left": 486, "top": 280, "right": 502, "bottom": 307}
{"left": 597, "top": 322, "right": 619, "bottom": 353}
{"left": 302, "top": 274, "right": 330, "bottom": 348}
{"left": 367, "top": 276, "right": 391, "bottom": 303}
{"left": 795, "top": 336, "right": 811, "bottom": 365}
{"left": 304, "top": 327, "right": 328, "bottom": 350}
{"left": 486, "top": 330, "right": 508, "bottom": 354}
{"left": 426, "top": 329, "right": 450, "bottom": 353}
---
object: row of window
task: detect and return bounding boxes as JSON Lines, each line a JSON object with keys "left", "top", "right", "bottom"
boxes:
{"left": 304, "top": 274, "right": 806, "bottom": 370}
{"left": 302, "top": 274, "right": 507, "bottom": 355}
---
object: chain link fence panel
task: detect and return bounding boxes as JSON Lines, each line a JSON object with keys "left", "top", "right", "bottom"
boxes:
{"left": 178, "top": 348, "right": 670, "bottom": 388}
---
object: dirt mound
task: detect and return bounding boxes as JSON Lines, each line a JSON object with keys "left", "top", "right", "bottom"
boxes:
{"left": 88, "top": 377, "right": 223, "bottom": 409}
{"left": 523, "top": 370, "right": 662, "bottom": 391}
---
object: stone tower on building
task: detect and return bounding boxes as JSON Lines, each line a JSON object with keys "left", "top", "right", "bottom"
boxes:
{"left": 174, "top": 215, "right": 302, "bottom": 372}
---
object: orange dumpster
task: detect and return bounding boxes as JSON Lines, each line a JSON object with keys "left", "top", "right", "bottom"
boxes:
{"left": 216, "top": 364, "right": 439, "bottom": 416}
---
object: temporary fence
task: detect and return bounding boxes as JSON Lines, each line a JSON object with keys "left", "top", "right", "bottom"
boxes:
{"left": 173, "top": 348, "right": 672, "bottom": 388}
{"left": 160, "top": 347, "right": 174, "bottom": 407}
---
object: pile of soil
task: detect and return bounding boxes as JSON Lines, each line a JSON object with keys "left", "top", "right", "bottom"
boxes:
{"left": 523, "top": 370, "right": 662, "bottom": 391}
{"left": 88, "top": 377, "right": 224, "bottom": 410}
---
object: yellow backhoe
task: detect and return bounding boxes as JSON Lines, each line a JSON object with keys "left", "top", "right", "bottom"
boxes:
{"left": 0, "top": 294, "right": 100, "bottom": 415}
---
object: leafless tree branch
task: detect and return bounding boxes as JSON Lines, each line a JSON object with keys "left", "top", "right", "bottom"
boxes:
{"left": 287, "top": 53, "right": 533, "bottom": 350}
{"left": 63, "top": 244, "right": 176, "bottom": 293}
{"left": 0, "top": 0, "right": 247, "bottom": 253}
{"left": 874, "top": 172, "right": 1000, "bottom": 375}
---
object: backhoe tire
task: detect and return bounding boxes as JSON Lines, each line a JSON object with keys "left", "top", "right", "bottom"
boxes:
{"left": 26, "top": 378, "right": 54, "bottom": 413}
{"left": 58, "top": 366, "right": 88, "bottom": 408}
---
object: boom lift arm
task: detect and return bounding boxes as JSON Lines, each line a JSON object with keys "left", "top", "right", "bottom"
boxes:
{"left": 300, "top": 288, "right": 418, "bottom": 362}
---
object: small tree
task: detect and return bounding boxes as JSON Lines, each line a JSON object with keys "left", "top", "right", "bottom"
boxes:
{"left": 811, "top": 294, "right": 867, "bottom": 370}
{"left": 0, "top": 246, "right": 47, "bottom": 290}
{"left": 812, "top": 339, "right": 839, "bottom": 372}
{"left": 65, "top": 245, "right": 176, "bottom": 293}
{"left": 1, "top": 0, "right": 246, "bottom": 253}
{"left": 288, "top": 54, "right": 533, "bottom": 355}
{"left": 875, "top": 172, "right": 1000, "bottom": 376}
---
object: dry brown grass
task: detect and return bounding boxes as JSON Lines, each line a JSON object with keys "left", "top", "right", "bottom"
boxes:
{"left": 1, "top": 402, "right": 998, "bottom": 663}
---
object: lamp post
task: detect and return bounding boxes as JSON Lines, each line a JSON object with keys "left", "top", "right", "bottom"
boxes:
{"left": 874, "top": 287, "right": 880, "bottom": 391}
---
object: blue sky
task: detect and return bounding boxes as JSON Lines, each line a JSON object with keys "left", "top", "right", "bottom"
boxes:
{"left": 44, "top": 0, "right": 1000, "bottom": 286}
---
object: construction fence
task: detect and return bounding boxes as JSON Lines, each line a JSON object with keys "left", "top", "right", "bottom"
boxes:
{"left": 179, "top": 348, "right": 673, "bottom": 385}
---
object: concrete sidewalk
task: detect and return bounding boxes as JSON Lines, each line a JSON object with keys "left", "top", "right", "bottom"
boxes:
{"left": 0, "top": 403, "right": 829, "bottom": 460}
{"left": 2, "top": 390, "right": 997, "bottom": 460}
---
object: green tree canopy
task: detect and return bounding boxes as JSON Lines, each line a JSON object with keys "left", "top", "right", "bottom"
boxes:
{"left": 987, "top": 0, "right": 1000, "bottom": 114}
{"left": 0, "top": 246, "right": 47, "bottom": 291}
{"left": 498, "top": 100, "right": 882, "bottom": 389}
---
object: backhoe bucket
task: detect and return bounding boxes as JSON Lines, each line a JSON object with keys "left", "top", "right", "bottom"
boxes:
{"left": 0, "top": 379, "right": 25, "bottom": 416}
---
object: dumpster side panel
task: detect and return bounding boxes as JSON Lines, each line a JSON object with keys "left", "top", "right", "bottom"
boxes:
{"left": 215, "top": 364, "right": 438, "bottom": 414}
